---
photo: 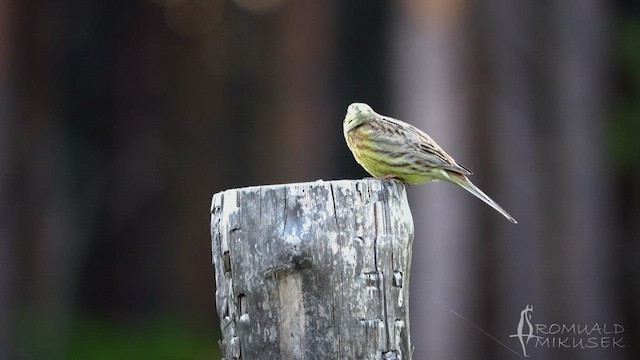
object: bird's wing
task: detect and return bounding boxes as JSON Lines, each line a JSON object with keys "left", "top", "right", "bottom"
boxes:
{"left": 416, "top": 138, "right": 473, "bottom": 175}
{"left": 384, "top": 116, "right": 473, "bottom": 175}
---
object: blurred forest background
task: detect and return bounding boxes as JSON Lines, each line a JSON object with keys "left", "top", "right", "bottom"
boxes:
{"left": 1, "top": 0, "right": 639, "bottom": 359}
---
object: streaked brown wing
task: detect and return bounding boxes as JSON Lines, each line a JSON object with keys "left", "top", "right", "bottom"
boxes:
{"left": 417, "top": 141, "right": 473, "bottom": 175}
{"left": 376, "top": 116, "right": 471, "bottom": 175}
{"left": 382, "top": 116, "right": 473, "bottom": 175}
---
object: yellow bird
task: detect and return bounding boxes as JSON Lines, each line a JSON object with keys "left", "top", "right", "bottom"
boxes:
{"left": 344, "top": 103, "right": 517, "bottom": 224}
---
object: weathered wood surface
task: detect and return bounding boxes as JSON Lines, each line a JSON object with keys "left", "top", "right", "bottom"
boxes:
{"left": 210, "top": 179, "right": 414, "bottom": 359}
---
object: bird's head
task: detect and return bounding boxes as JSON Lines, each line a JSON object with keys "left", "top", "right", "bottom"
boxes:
{"left": 343, "top": 103, "right": 376, "bottom": 133}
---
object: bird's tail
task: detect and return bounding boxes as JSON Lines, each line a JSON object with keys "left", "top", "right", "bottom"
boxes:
{"left": 447, "top": 172, "right": 517, "bottom": 224}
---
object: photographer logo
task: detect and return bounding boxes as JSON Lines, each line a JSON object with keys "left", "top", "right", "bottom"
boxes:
{"left": 509, "top": 305, "right": 625, "bottom": 357}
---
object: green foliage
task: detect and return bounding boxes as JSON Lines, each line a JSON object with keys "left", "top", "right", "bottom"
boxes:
{"left": 15, "top": 312, "right": 222, "bottom": 360}
{"left": 610, "top": 18, "right": 640, "bottom": 169}
{"left": 67, "top": 316, "right": 221, "bottom": 360}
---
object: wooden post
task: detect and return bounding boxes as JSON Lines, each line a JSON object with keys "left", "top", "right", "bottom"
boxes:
{"left": 210, "top": 179, "right": 414, "bottom": 359}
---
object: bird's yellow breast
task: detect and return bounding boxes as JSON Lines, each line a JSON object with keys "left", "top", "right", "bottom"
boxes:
{"left": 344, "top": 124, "right": 439, "bottom": 184}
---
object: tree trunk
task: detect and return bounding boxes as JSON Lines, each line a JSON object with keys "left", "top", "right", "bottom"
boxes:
{"left": 210, "top": 179, "right": 414, "bottom": 359}
{"left": 391, "top": 2, "right": 477, "bottom": 359}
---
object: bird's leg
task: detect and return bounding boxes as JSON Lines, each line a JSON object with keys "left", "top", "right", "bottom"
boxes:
{"left": 362, "top": 174, "right": 396, "bottom": 181}
{"left": 375, "top": 174, "right": 398, "bottom": 180}
{"left": 372, "top": 175, "right": 410, "bottom": 189}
